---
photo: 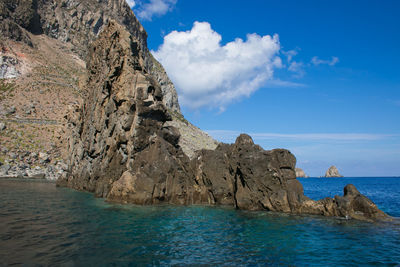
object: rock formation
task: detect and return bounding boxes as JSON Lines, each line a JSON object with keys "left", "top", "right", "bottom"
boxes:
{"left": 57, "top": 21, "right": 389, "bottom": 222}
{"left": 0, "top": 0, "right": 180, "bottom": 113}
{"left": 0, "top": 0, "right": 217, "bottom": 174}
{"left": 295, "top": 168, "right": 308, "bottom": 178}
{"left": 325, "top": 165, "right": 343, "bottom": 177}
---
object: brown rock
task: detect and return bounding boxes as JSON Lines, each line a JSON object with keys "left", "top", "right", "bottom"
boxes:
{"left": 57, "top": 20, "right": 389, "bottom": 222}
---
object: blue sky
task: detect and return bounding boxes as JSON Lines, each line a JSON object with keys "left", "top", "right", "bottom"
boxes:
{"left": 130, "top": 0, "right": 400, "bottom": 177}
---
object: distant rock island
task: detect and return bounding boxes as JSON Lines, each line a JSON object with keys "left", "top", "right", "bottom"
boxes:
{"left": 325, "top": 166, "right": 344, "bottom": 178}
{"left": 295, "top": 168, "right": 308, "bottom": 178}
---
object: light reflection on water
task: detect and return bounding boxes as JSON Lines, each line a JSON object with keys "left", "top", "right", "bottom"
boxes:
{"left": 0, "top": 178, "right": 399, "bottom": 266}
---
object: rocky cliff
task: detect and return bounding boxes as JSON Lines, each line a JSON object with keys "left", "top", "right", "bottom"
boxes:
{"left": 0, "top": 0, "right": 216, "bottom": 176}
{"left": 325, "top": 165, "right": 343, "bottom": 177}
{"left": 0, "top": 0, "right": 180, "bottom": 112}
{"left": 57, "top": 21, "right": 389, "bottom": 222}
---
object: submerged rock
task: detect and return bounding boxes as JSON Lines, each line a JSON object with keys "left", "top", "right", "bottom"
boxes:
{"left": 57, "top": 21, "right": 389, "bottom": 222}
{"left": 325, "top": 165, "right": 343, "bottom": 177}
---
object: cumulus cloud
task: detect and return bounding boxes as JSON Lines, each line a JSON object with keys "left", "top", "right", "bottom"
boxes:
{"left": 152, "top": 21, "right": 282, "bottom": 110}
{"left": 126, "top": 0, "right": 136, "bottom": 8}
{"left": 311, "top": 56, "right": 339, "bottom": 66}
{"left": 135, "top": 0, "right": 177, "bottom": 21}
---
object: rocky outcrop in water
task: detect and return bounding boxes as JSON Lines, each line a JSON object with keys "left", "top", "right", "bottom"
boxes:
{"left": 295, "top": 168, "right": 308, "bottom": 178}
{"left": 325, "top": 165, "right": 343, "bottom": 177}
{"left": 57, "top": 21, "right": 389, "bottom": 222}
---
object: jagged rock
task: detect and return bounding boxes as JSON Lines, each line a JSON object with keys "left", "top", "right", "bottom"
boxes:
{"left": 295, "top": 168, "right": 308, "bottom": 178}
{"left": 0, "top": 122, "right": 6, "bottom": 131}
{"left": 26, "top": 167, "right": 46, "bottom": 179}
{"left": 0, "top": 0, "right": 180, "bottom": 112}
{"left": 325, "top": 165, "right": 343, "bottom": 177}
{"left": 39, "top": 152, "right": 50, "bottom": 163}
{"left": 57, "top": 21, "right": 389, "bottom": 222}
{"left": 0, "top": 164, "right": 11, "bottom": 176}
{"left": 299, "top": 184, "right": 387, "bottom": 221}
{"left": 58, "top": 21, "right": 177, "bottom": 197}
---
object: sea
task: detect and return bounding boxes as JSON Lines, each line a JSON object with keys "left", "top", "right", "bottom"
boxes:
{"left": 0, "top": 177, "right": 399, "bottom": 266}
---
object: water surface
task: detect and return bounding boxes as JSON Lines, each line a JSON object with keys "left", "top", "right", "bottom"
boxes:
{"left": 1, "top": 177, "right": 399, "bottom": 266}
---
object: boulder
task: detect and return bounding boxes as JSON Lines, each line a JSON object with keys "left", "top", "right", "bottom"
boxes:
{"left": 38, "top": 152, "right": 50, "bottom": 163}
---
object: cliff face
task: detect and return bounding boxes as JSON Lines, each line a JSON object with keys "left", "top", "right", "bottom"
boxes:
{"left": 1, "top": 0, "right": 216, "bottom": 166}
{"left": 58, "top": 22, "right": 389, "bottom": 222}
{"left": 325, "top": 165, "right": 343, "bottom": 177}
{"left": 0, "top": 0, "right": 180, "bottom": 112}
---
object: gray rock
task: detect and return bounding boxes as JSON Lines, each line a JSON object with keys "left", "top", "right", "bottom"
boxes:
{"left": 26, "top": 168, "right": 46, "bottom": 179}
{"left": 0, "top": 123, "right": 6, "bottom": 131}
{"left": 9, "top": 152, "right": 17, "bottom": 159}
{"left": 0, "top": 56, "right": 20, "bottom": 79}
{"left": 5, "top": 106, "right": 16, "bottom": 115}
{"left": 38, "top": 152, "right": 50, "bottom": 163}
{"left": 0, "top": 164, "right": 11, "bottom": 175}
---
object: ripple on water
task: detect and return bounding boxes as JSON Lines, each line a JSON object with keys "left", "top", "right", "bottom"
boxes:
{"left": 0, "top": 178, "right": 399, "bottom": 266}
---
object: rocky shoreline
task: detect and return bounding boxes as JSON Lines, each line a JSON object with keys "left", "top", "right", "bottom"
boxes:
{"left": 55, "top": 21, "right": 390, "bottom": 222}
{"left": 0, "top": 148, "right": 67, "bottom": 180}
{"left": 0, "top": 0, "right": 391, "bottom": 222}
{"left": 0, "top": 122, "right": 67, "bottom": 180}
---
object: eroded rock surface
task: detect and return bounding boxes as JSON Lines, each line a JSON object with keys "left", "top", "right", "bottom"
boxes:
{"left": 57, "top": 21, "right": 389, "bottom": 222}
{"left": 0, "top": 0, "right": 180, "bottom": 112}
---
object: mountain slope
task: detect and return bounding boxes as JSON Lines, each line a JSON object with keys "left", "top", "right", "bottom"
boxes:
{"left": 0, "top": 0, "right": 217, "bottom": 176}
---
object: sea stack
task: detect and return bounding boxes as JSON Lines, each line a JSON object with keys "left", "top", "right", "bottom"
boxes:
{"left": 295, "top": 168, "right": 308, "bottom": 178}
{"left": 325, "top": 166, "right": 343, "bottom": 177}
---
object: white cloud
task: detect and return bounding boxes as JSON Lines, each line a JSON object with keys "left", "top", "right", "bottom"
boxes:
{"left": 311, "top": 56, "right": 339, "bottom": 66}
{"left": 288, "top": 61, "right": 305, "bottom": 78}
{"left": 135, "top": 0, "right": 177, "bottom": 21}
{"left": 282, "top": 49, "right": 298, "bottom": 63}
{"left": 152, "top": 21, "right": 282, "bottom": 110}
{"left": 126, "top": 0, "right": 136, "bottom": 8}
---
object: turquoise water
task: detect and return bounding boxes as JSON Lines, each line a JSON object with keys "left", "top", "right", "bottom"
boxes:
{"left": 0, "top": 178, "right": 399, "bottom": 266}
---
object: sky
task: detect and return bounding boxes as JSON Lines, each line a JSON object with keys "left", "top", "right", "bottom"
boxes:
{"left": 128, "top": 0, "right": 400, "bottom": 177}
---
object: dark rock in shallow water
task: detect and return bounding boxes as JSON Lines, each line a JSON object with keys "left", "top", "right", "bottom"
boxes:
{"left": 57, "top": 21, "right": 389, "bottom": 222}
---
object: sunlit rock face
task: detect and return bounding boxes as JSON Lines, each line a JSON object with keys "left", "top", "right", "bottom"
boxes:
{"left": 57, "top": 14, "right": 389, "bottom": 223}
